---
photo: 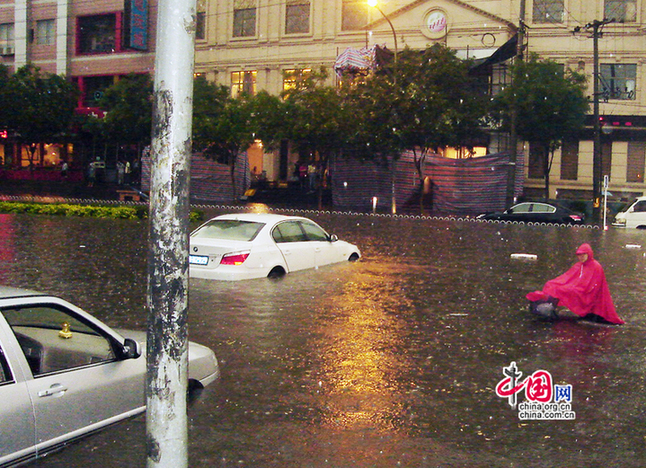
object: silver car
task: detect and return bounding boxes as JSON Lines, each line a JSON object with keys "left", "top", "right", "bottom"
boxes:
{"left": 0, "top": 286, "right": 219, "bottom": 467}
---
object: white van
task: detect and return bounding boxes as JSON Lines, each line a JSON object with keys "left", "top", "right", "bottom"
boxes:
{"left": 613, "top": 196, "right": 646, "bottom": 229}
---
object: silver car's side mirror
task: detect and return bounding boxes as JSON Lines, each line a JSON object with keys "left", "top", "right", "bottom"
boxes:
{"left": 329, "top": 234, "right": 338, "bottom": 242}
{"left": 122, "top": 338, "right": 142, "bottom": 359}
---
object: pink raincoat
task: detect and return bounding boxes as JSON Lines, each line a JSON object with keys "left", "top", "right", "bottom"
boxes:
{"left": 526, "top": 243, "right": 624, "bottom": 324}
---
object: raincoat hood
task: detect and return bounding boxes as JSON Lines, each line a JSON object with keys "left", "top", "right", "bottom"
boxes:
{"left": 576, "top": 243, "right": 594, "bottom": 260}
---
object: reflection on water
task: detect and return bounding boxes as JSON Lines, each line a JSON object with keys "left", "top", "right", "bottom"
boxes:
{"left": 2, "top": 210, "right": 645, "bottom": 467}
{"left": 315, "top": 273, "right": 412, "bottom": 433}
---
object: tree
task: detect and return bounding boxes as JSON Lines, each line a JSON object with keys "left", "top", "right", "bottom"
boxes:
{"left": 192, "top": 75, "right": 255, "bottom": 201}
{"left": 281, "top": 68, "right": 347, "bottom": 208}
{"left": 492, "top": 54, "right": 589, "bottom": 200}
{"left": 2, "top": 65, "right": 77, "bottom": 166}
{"left": 79, "top": 73, "right": 153, "bottom": 168}
{"left": 98, "top": 73, "right": 153, "bottom": 148}
{"left": 344, "top": 44, "right": 488, "bottom": 212}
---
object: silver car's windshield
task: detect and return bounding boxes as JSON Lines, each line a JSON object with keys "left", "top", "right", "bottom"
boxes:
{"left": 192, "top": 220, "right": 265, "bottom": 241}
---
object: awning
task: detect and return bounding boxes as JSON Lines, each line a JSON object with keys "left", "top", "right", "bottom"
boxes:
{"left": 334, "top": 45, "right": 379, "bottom": 76}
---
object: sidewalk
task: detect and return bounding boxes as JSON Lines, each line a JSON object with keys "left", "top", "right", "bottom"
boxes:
{"left": 0, "top": 178, "right": 332, "bottom": 209}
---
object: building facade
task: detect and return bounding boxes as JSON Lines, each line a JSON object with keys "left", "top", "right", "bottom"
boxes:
{"left": 0, "top": 0, "right": 156, "bottom": 170}
{"left": 194, "top": 0, "right": 646, "bottom": 203}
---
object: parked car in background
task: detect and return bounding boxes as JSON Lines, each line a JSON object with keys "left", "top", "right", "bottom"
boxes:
{"left": 477, "top": 201, "right": 585, "bottom": 225}
{"left": 189, "top": 213, "right": 361, "bottom": 281}
{"left": 613, "top": 196, "right": 646, "bottom": 229}
{"left": 0, "top": 286, "right": 219, "bottom": 467}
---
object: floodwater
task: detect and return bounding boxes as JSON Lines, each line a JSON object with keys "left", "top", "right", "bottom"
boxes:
{"left": 1, "top": 207, "right": 646, "bottom": 468}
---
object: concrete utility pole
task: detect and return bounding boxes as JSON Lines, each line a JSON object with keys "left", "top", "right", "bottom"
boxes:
{"left": 505, "top": 0, "right": 526, "bottom": 207}
{"left": 574, "top": 18, "right": 613, "bottom": 224}
{"left": 146, "top": 0, "right": 196, "bottom": 464}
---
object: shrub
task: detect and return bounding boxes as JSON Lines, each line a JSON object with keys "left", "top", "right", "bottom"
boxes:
{"left": 0, "top": 201, "right": 202, "bottom": 221}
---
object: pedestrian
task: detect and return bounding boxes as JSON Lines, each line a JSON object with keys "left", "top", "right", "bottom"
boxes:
{"left": 526, "top": 243, "right": 624, "bottom": 324}
{"left": 88, "top": 162, "right": 96, "bottom": 187}
{"left": 125, "top": 160, "right": 132, "bottom": 184}
{"left": 61, "top": 161, "right": 68, "bottom": 179}
{"left": 116, "top": 160, "right": 125, "bottom": 185}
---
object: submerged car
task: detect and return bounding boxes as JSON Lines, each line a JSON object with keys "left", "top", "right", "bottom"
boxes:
{"left": 189, "top": 213, "right": 361, "bottom": 280}
{"left": 0, "top": 286, "right": 219, "bottom": 467}
{"left": 613, "top": 196, "right": 646, "bottom": 229}
{"left": 477, "top": 201, "right": 585, "bottom": 225}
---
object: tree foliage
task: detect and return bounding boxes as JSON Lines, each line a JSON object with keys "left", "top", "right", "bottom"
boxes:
{"left": 191, "top": 75, "right": 256, "bottom": 199}
{"left": 95, "top": 73, "right": 153, "bottom": 146}
{"left": 1, "top": 65, "right": 77, "bottom": 158}
{"left": 492, "top": 54, "right": 589, "bottom": 198}
{"left": 344, "top": 44, "right": 489, "bottom": 177}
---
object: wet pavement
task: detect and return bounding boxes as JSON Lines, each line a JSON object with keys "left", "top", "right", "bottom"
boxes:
{"left": 1, "top": 207, "right": 645, "bottom": 467}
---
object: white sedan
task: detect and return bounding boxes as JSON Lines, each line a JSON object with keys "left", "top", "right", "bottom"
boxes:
{"left": 189, "top": 213, "right": 361, "bottom": 281}
{"left": 0, "top": 286, "right": 219, "bottom": 467}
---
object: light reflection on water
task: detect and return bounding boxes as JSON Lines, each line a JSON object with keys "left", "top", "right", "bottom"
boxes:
{"left": 1, "top": 209, "right": 645, "bottom": 467}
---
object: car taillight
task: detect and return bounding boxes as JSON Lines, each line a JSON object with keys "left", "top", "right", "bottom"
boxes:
{"left": 220, "top": 252, "right": 250, "bottom": 266}
{"left": 569, "top": 215, "right": 582, "bottom": 222}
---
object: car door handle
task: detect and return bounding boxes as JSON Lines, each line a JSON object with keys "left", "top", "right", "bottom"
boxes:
{"left": 38, "top": 383, "right": 68, "bottom": 398}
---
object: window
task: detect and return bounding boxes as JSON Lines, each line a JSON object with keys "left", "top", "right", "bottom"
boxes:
{"left": 0, "top": 23, "right": 14, "bottom": 49}
{"left": 342, "top": 0, "right": 368, "bottom": 31}
{"left": 192, "top": 219, "right": 264, "bottom": 241}
{"left": 2, "top": 305, "right": 116, "bottom": 377}
{"left": 600, "top": 64, "right": 636, "bottom": 100}
{"left": 196, "top": 12, "right": 206, "bottom": 40}
{"left": 0, "top": 345, "right": 11, "bottom": 384}
{"left": 36, "top": 19, "right": 55, "bottom": 45}
{"left": 532, "top": 0, "right": 564, "bottom": 23}
{"left": 528, "top": 142, "right": 546, "bottom": 179}
{"left": 78, "top": 14, "right": 118, "bottom": 54}
{"left": 272, "top": 222, "right": 307, "bottom": 243}
{"left": 560, "top": 140, "right": 578, "bottom": 180}
{"left": 283, "top": 68, "right": 311, "bottom": 92}
{"left": 510, "top": 204, "right": 531, "bottom": 214}
{"left": 605, "top": 0, "right": 636, "bottom": 22}
{"left": 626, "top": 141, "right": 645, "bottom": 183}
{"left": 300, "top": 221, "right": 329, "bottom": 241}
{"left": 634, "top": 200, "right": 646, "bottom": 212}
{"left": 286, "top": 1, "right": 310, "bottom": 34}
{"left": 233, "top": 0, "right": 256, "bottom": 37}
{"left": 231, "top": 71, "right": 256, "bottom": 97}
{"left": 196, "top": 0, "right": 206, "bottom": 40}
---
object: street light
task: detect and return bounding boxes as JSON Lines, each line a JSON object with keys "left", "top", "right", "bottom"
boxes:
{"left": 367, "top": 0, "right": 398, "bottom": 62}
{"left": 367, "top": 0, "right": 398, "bottom": 214}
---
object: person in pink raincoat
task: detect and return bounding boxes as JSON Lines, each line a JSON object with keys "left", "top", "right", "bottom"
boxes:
{"left": 526, "top": 243, "right": 624, "bottom": 324}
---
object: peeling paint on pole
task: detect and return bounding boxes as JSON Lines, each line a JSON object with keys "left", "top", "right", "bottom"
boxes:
{"left": 146, "top": 0, "right": 196, "bottom": 464}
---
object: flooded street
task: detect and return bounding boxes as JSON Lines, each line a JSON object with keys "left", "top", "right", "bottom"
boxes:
{"left": 2, "top": 207, "right": 646, "bottom": 467}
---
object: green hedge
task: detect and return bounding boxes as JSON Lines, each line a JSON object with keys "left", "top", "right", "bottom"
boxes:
{"left": 0, "top": 201, "right": 204, "bottom": 222}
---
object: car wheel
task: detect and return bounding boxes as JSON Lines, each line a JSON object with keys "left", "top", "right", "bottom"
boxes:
{"left": 348, "top": 253, "right": 360, "bottom": 262}
{"left": 267, "top": 266, "right": 286, "bottom": 279}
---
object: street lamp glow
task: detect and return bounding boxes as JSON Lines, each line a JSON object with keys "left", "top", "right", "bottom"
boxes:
{"left": 367, "top": 0, "right": 377, "bottom": 7}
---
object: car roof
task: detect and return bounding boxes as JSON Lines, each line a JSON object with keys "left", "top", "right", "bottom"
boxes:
{"left": 0, "top": 285, "right": 48, "bottom": 300}
{"left": 212, "top": 213, "right": 306, "bottom": 223}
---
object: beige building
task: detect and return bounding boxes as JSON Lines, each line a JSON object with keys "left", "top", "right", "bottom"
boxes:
{"left": 195, "top": 0, "right": 646, "bottom": 202}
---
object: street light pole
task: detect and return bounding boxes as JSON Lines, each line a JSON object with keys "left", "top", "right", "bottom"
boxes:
{"left": 367, "top": 0, "right": 398, "bottom": 62}
{"left": 367, "top": 0, "right": 399, "bottom": 214}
